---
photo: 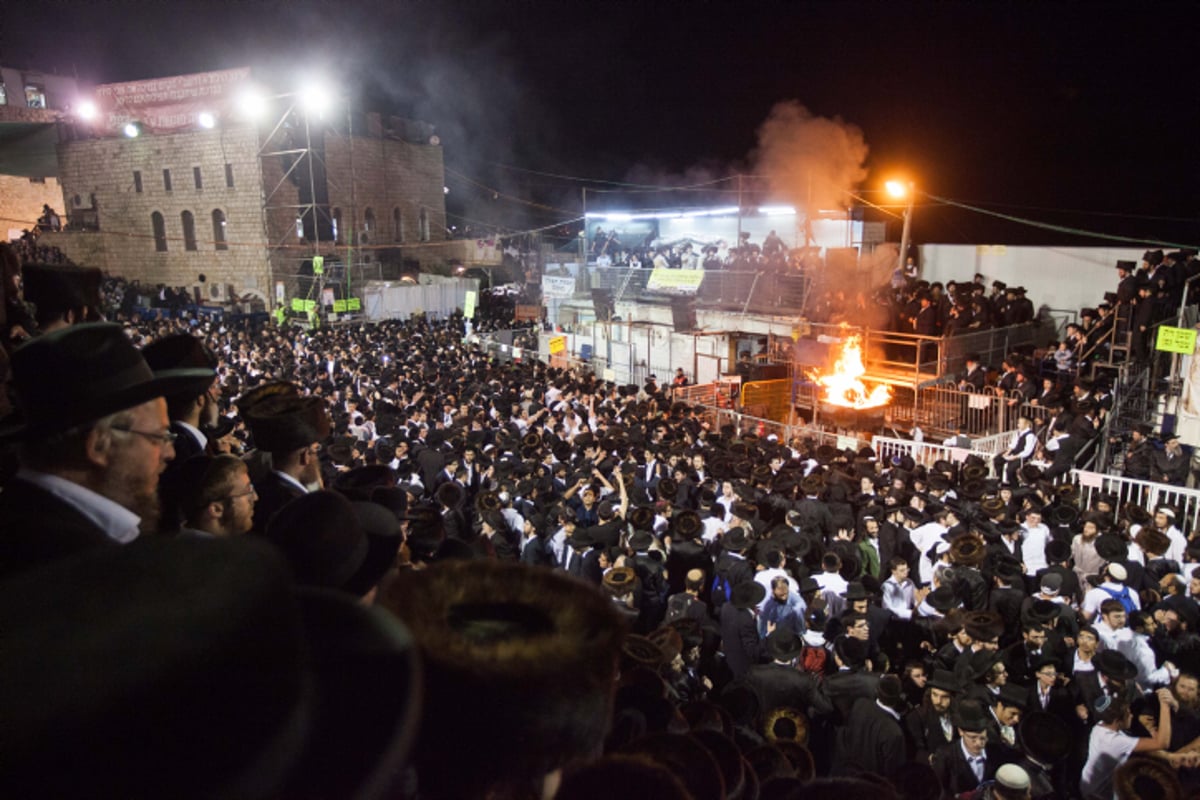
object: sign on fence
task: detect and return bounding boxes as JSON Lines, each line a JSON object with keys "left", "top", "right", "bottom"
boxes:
{"left": 646, "top": 268, "right": 704, "bottom": 294}
{"left": 1156, "top": 326, "right": 1198, "bottom": 355}
{"left": 548, "top": 335, "right": 567, "bottom": 355}
{"left": 542, "top": 275, "right": 576, "bottom": 299}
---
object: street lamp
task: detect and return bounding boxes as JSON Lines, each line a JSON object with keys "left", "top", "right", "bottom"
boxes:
{"left": 887, "top": 180, "right": 915, "bottom": 275}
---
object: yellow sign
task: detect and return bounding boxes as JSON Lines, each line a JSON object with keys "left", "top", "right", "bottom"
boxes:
{"left": 464, "top": 290, "right": 477, "bottom": 319}
{"left": 548, "top": 335, "right": 567, "bottom": 355}
{"left": 311, "top": 255, "right": 324, "bottom": 275}
{"left": 346, "top": 297, "right": 361, "bottom": 311}
{"left": 332, "top": 299, "right": 347, "bottom": 313}
{"left": 646, "top": 268, "right": 704, "bottom": 292}
{"left": 1156, "top": 325, "right": 1198, "bottom": 354}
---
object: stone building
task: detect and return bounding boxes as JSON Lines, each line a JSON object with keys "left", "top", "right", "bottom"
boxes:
{"left": 35, "top": 68, "right": 454, "bottom": 308}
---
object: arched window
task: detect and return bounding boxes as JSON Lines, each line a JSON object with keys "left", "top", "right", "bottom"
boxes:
{"left": 419, "top": 207, "right": 429, "bottom": 242}
{"left": 181, "top": 211, "right": 197, "bottom": 251}
{"left": 211, "top": 209, "right": 228, "bottom": 250}
{"left": 332, "top": 208, "right": 343, "bottom": 244}
{"left": 151, "top": 211, "right": 168, "bottom": 252}
{"left": 360, "top": 208, "right": 374, "bottom": 242}
{"left": 392, "top": 207, "right": 403, "bottom": 242}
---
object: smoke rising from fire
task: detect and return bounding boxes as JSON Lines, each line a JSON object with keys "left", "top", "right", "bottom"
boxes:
{"left": 753, "top": 101, "right": 869, "bottom": 214}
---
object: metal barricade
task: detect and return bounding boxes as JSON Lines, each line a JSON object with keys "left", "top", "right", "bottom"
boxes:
{"left": 741, "top": 379, "right": 792, "bottom": 422}
{"left": 1069, "top": 471, "right": 1200, "bottom": 534}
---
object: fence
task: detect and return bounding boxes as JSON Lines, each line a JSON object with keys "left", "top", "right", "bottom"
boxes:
{"left": 469, "top": 328, "right": 541, "bottom": 365}
{"left": 703, "top": 406, "right": 871, "bottom": 453}
{"left": 741, "top": 379, "right": 793, "bottom": 422}
{"left": 1068, "top": 471, "right": 1200, "bottom": 534}
{"left": 871, "top": 435, "right": 990, "bottom": 469}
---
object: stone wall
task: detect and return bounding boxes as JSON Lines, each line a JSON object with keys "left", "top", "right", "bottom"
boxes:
{"left": 0, "top": 175, "right": 64, "bottom": 239}
{"left": 55, "top": 125, "right": 271, "bottom": 300}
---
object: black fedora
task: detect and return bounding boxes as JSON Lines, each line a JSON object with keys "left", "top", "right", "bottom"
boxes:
{"left": 927, "top": 669, "right": 961, "bottom": 693}
{"left": 731, "top": 581, "right": 767, "bottom": 609}
{"left": 0, "top": 536, "right": 421, "bottom": 799}
{"left": 0, "top": 322, "right": 214, "bottom": 440}
{"left": 766, "top": 629, "right": 804, "bottom": 662}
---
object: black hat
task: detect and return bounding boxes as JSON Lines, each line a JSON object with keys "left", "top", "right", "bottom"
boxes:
{"left": 0, "top": 322, "right": 214, "bottom": 440}
{"left": 0, "top": 537, "right": 420, "bottom": 799}
{"left": 1113, "top": 756, "right": 1184, "bottom": 800}
{"left": 877, "top": 674, "right": 908, "bottom": 713}
{"left": 673, "top": 510, "right": 703, "bottom": 540}
{"left": 995, "top": 683, "right": 1028, "bottom": 710}
{"left": 951, "top": 700, "right": 989, "bottom": 732}
{"left": 141, "top": 332, "right": 218, "bottom": 382}
{"left": 1019, "top": 711, "right": 1071, "bottom": 763}
{"left": 267, "top": 490, "right": 401, "bottom": 597}
{"left": 927, "top": 669, "right": 961, "bottom": 693}
{"left": 765, "top": 629, "right": 803, "bottom": 662}
{"left": 722, "top": 526, "right": 751, "bottom": 552}
{"left": 842, "top": 582, "right": 870, "bottom": 602}
{"left": 1095, "top": 650, "right": 1138, "bottom": 682}
{"left": 379, "top": 559, "right": 624, "bottom": 798}
{"left": 244, "top": 395, "right": 332, "bottom": 453}
{"left": 731, "top": 581, "right": 767, "bottom": 610}
{"left": 925, "top": 585, "right": 958, "bottom": 613}
{"left": 20, "top": 262, "right": 103, "bottom": 314}
{"left": 1094, "top": 533, "right": 1128, "bottom": 562}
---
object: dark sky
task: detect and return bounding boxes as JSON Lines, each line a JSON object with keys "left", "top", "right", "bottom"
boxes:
{"left": 6, "top": 1, "right": 1199, "bottom": 246}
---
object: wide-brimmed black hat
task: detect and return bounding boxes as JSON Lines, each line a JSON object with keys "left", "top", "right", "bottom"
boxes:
{"left": 0, "top": 537, "right": 421, "bottom": 799}
{"left": 842, "top": 582, "right": 870, "bottom": 602}
{"left": 267, "top": 490, "right": 402, "bottom": 598}
{"left": 952, "top": 700, "right": 989, "bottom": 732}
{"left": 244, "top": 394, "right": 332, "bottom": 454}
{"left": 0, "top": 322, "right": 214, "bottom": 440}
{"left": 765, "top": 629, "right": 803, "bottom": 662}
{"left": 1095, "top": 650, "right": 1138, "bottom": 682}
{"left": 141, "top": 332, "right": 218, "bottom": 386}
{"left": 20, "top": 262, "right": 102, "bottom": 315}
{"left": 1019, "top": 711, "right": 1070, "bottom": 763}
{"left": 955, "top": 648, "right": 1001, "bottom": 683}
{"left": 673, "top": 510, "right": 703, "bottom": 540}
{"left": 378, "top": 559, "right": 624, "bottom": 798}
{"left": 731, "top": 581, "right": 767, "bottom": 609}
{"left": 1094, "top": 533, "right": 1128, "bottom": 562}
{"left": 927, "top": 669, "right": 961, "bottom": 693}
{"left": 722, "top": 526, "right": 751, "bottom": 552}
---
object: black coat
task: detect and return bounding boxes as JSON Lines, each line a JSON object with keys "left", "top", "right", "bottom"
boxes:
{"left": 250, "top": 471, "right": 306, "bottom": 534}
{"left": 904, "top": 703, "right": 955, "bottom": 763}
{"left": 833, "top": 696, "right": 908, "bottom": 778}
{"left": 743, "top": 662, "right": 834, "bottom": 718}
{"left": 719, "top": 602, "right": 765, "bottom": 678}
{"left": 823, "top": 669, "right": 880, "bottom": 724}
{"left": 930, "top": 741, "right": 1003, "bottom": 796}
{"left": 0, "top": 477, "right": 119, "bottom": 579}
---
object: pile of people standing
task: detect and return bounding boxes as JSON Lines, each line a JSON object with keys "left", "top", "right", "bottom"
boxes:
{"left": 3, "top": 250, "right": 1200, "bottom": 798}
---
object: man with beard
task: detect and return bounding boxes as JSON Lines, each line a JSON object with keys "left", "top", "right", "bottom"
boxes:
{"left": 1168, "top": 672, "right": 1200, "bottom": 751}
{"left": 0, "top": 323, "right": 212, "bottom": 577}
{"left": 904, "top": 668, "right": 961, "bottom": 762}
{"left": 173, "top": 455, "right": 257, "bottom": 538}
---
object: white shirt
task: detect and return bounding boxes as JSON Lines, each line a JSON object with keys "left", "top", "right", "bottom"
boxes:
{"left": 910, "top": 522, "right": 948, "bottom": 585}
{"left": 1094, "top": 617, "right": 1134, "bottom": 652}
{"left": 1021, "top": 523, "right": 1050, "bottom": 575}
{"left": 16, "top": 468, "right": 141, "bottom": 544}
{"left": 1163, "top": 525, "right": 1186, "bottom": 564}
{"left": 881, "top": 575, "right": 916, "bottom": 619}
{"left": 1082, "top": 581, "right": 1141, "bottom": 619}
{"left": 960, "top": 740, "right": 986, "bottom": 782}
{"left": 1081, "top": 725, "right": 1137, "bottom": 800}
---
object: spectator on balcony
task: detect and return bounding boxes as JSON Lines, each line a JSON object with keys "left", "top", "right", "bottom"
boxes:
{"left": 1122, "top": 423, "right": 1156, "bottom": 481}
{"left": 1153, "top": 432, "right": 1190, "bottom": 486}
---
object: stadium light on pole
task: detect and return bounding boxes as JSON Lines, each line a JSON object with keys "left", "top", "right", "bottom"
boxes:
{"left": 886, "top": 179, "right": 915, "bottom": 273}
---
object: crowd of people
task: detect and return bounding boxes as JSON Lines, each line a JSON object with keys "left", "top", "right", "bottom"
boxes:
{"left": 590, "top": 226, "right": 805, "bottom": 273}
{"left": 4, "top": 237, "right": 1200, "bottom": 799}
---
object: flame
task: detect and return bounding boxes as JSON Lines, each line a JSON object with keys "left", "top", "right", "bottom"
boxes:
{"left": 815, "top": 330, "right": 892, "bottom": 409}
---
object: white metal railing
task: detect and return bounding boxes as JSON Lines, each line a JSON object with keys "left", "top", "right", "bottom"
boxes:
{"left": 1069, "top": 470, "right": 1200, "bottom": 534}
{"left": 872, "top": 435, "right": 993, "bottom": 469}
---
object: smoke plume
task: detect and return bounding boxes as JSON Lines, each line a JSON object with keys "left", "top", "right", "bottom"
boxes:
{"left": 752, "top": 101, "right": 869, "bottom": 213}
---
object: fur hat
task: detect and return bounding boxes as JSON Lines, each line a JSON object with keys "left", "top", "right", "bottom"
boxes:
{"left": 1114, "top": 756, "right": 1183, "bottom": 800}
{"left": 244, "top": 394, "right": 332, "bottom": 453}
{"left": 380, "top": 560, "right": 625, "bottom": 798}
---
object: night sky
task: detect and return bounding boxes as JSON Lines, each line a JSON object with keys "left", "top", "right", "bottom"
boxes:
{"left": 6, "top": 1, "right": 1199, "bottom": 247}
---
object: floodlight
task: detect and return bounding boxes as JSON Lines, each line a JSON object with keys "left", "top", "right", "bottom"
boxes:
{"left": 197, "top": 111, "right": 216, "bottom": 129}
{"left": 76, "top": 100, "right": 98, "bottom": 122}
{"left": 235, "top": 87, "right": 269, "bottom": 121}
{"left": 298, "top": 81, "right": 333, "bottom": 117}
{"left": 885, "top": 180, "right": 908, "bottom": 199}
{"left": 123, "top": 122, "right": 142, "bottom": 138}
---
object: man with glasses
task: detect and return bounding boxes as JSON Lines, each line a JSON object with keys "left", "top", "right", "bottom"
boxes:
{"left": 172, "top": 455, "right": 258, "bottom": 538}
{"left": 0, "top": 323, "right": 212, "bottom": 577}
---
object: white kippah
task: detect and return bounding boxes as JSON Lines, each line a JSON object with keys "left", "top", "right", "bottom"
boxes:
{"left": 995, "top": 763, "right": 1030, "bottom": 791}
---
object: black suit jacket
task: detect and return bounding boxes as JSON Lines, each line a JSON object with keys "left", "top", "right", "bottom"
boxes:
{"left": 157, "top": 421, "right": 206, "bottom": 532}
{"left": 834, "top": 696, "right": 908, "bottom": 778}
{"left": 823, "top": 669, "right": 880, "bottom": 724}
{"left": 251, "top": 472, "right": 306, "bottom": 534}
{"left": 904, "top": 704, "right": 954, "bottom": 762}
{"left": 930, "top": 741, "right": 1003, "bottom": 796}
{"left": 742, "top": 662, "right": 834, "bottom": 718}
{"left": 719, "top": 602, "right": 765, "bottom": 678}
{"left": 0, "top": 477, "right": 119, "bottom": 578}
